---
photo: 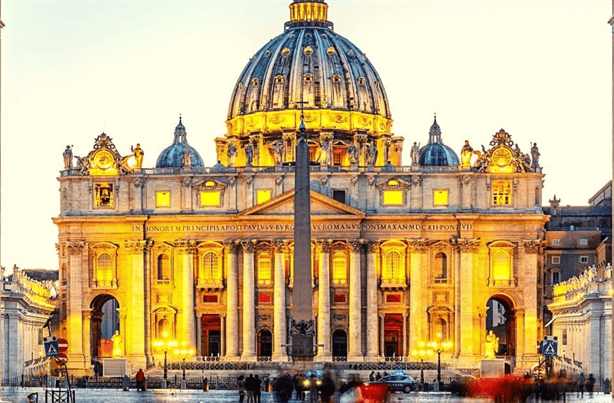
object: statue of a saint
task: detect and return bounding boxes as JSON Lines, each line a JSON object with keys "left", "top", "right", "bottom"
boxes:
{"left": 111, "top": 330, "right": 124, "bottom": 358}
{"left": 227, "top": 142, "right": 238, "bottom": 166}
{"left": 384, "top": 138, "right": 392, "bottom": 164}
{"left": 531, "top": 143, "right": 540, "bottom": 170}
{"left": 460, "top": 140, "right": 473, "bottom": 167}
{"left": 131, "top": 144, "right": 144, "bottom": 169}
{"left": 63, "top": 145, "right": 73, "bottom": 170}
{"left": 245, "top": 142, "right": 254, "bottom": 166}
{"left": 317, "top": 142, "right": 329, "bottom": 165}
{"left": 410, "top": 142, "right": 420, "bottom": 166}
{"left": 273, "top": 141, "right": 284, "bottom": 165}
{"left": 484, "top": 330, "right": 499, "bottom": 359}
{"left": 367, "top": 142, "right": 378, "bottom": 166}
{"left": 347, "top": 144, "right": 358, "bottom": 164}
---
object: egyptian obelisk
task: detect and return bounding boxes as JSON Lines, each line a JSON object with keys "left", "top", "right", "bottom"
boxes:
{"left": 291, "top": 115, "right": 315, "bottom": 359}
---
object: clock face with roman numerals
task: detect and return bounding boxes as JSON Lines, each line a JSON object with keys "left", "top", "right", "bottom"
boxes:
{"left": 491, "top": 147, "right": 513, "bottom": 168}
{"left": 94, "top": 150, "right": 114, "bottom": 170}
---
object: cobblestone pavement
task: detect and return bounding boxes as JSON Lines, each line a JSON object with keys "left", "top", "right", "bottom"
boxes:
{"left": 0, "top": 388, "right": 612, "bottom": 403}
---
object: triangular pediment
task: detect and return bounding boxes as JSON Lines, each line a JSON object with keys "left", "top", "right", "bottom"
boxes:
{"left": 239, "top": 190, "right": 365, "bottom": 218}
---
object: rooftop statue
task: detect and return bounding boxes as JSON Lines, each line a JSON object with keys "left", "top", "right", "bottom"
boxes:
{"left": 245, "top": 142, "right": 254, "bottom": 166}
{"left": 131, "top": 143, "right": 144, "bottom": 170}
{"left": 531, "top": 143, "right": 540, "bottom": 170}
{"left": 63, "top": 145, "right": 73, "bottom": 170}
{"left": 411, "top": 142, "right": 420, "bottom": 166}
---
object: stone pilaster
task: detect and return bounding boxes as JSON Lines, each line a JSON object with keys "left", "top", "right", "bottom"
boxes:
{"left": 520, "top": 239, "right": 542, "bottom": 366}
{"left": 225, "top": 241, "right": 240, "bottom": 359}
{"left": 408, "top": 239, "right": 428, "bottom": 352}
{"left": 67, "top": 241, "right": 86, "bottom": 370}
{"left": 366, "top": 241, "right": 379, "bottom": 360}
{"left": 143, "top": 240, "right": 153, "bottom": 365}
{"left": 241, "top": 240, "right": 257, "bottom": 361}
{"left": 82, "top": 309, "right": 92, "bottom": 367}
{"left": 316, "top": 240, "right": 332, "bottom": 361}
{"left": 273, "top": 239, "right": 289, "bottom": 361}
{"left": 348, "top": 240, "right": 363, "bottom": 361}
{"left": 174, "top": 240, "right": 196, "bottom": 350}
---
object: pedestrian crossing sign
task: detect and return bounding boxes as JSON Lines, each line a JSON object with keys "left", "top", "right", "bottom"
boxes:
{"left": 541, "top": 340, "right": 557, "bottom": 357}
{"left": 44, "top": 337, "right": 60, "bottom": 357}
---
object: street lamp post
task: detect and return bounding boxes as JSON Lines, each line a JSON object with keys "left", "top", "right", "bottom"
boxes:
{"left": 411, "top": 342, "right": 431, "bottom": 389}
{"left": 174, "top": 341, "right": 195, "bottom": 381}
{"left": 153, "top": 332, "right": 178, "bottom": 385}
{"left": 427, "top": 334, "right": 453, "bottom": 388}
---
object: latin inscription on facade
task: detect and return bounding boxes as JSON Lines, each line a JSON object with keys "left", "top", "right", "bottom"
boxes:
{"left": 131, "top": 223, "right": 473, "bottom": 233}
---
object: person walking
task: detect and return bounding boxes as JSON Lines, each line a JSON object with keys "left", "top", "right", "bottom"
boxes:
{"left": 246, "top": 374, "right": 255, "bottom": 403}
{"left": 275, "top": 372, "right": 294, "bottom": 403}
{"left": 135, "top": 369, "right": 145, "bottom": 392}
{"left": 586, "top": 373, "right": 596, "bottom": 398}
{"left": 254, "top": 375, "right": 262, "bottom": 403}
{"left": 237, "top": 375, "right": 246, "bottom": 403}
{"left": 577, "top": 372, "right": 586, "bottom": 398}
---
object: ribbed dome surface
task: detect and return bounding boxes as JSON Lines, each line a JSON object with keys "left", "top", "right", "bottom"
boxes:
{"left": 418, "top": 117, "right": 460, "bottom": 167}
{"left": 156, "top": 119, "right": 204, "bottom": 168}
{"left": 227, "top": 14, "right": 391, "bottom": 120}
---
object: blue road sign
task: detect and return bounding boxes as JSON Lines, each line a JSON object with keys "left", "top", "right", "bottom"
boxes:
{"left": 44, "top": 339, "right": 60, "bottom": 357}
{"left": 541, "top": 340, "right": 557, "bottom": 357}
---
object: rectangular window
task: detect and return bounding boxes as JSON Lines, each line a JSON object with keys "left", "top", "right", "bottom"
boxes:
{"left": 551, "top": 256, "right": 560, "bottom": 264}
{"left": 579, "top": 256, "right": 589, "bottom": 264}
{"left": 552, "top": 239, "right": 560, "bottom": 246}
{"left": 579, "top": 238, "right": 588, "bottom": 246}
{"left": 258, "top": 293, "right": 272, "bottom": 304}
{"left": 203, "top": 295, "right": 218, "bottom": 303}
{"left": 200, "top": 191, "right": 221, "bottom": 207}
{"left": 386, "top": 294, "right": 402, "bottom": 303}
{"left": 257, "top": 189, "right": 272, "bottom": 204}
{"left": 156, "top": 191, "right": 171, "bottom": 207}
{"left": 94, "top": 183, "right": 114, "bottom": 208}
{"left": 552, "top": 271, "right": 560, "bottom": 284}
{"left": 492, "top": 180, "right": 512, "bottom": 206}
{"left": 383, "top": 190, "right": 403, "bottom": 206}
{"left": 333, "top": 294, "right": 346, "bottom": 303}
{"left": 333, "top": 190, "right": 346, "bottom": 204}
{"left": 433, "top": 189, "right": 449, "bottom": 206}
{"left": 562, "top": 328, "right": 567, "bottom": 346}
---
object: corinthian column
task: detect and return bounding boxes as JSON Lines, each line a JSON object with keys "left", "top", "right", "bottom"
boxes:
{"left": 66, "top": 241, "right": 86, "bottom": 371}
{"left": 175, "top": 240, "right": 197, "bottom": 350}
{"left": 225, "top": 241, "right": 240, "bottom": 359}
{"left": 241, "top": 240, "right": 257, "bottom": 361}
{"left": 348, "top": 240, "right": 363, "bottom": 361}
{"left": 273, "top": 239, "right": 288, "bottom": 361}
{"left": 316, "top": 240, "right": 332, "bottom": 361}
{"left": 366, "top": 241, "right": 379, "bottom": 360}
{"left": 408, "top": 239, "right": 428, "bottom": 353}
{"left": 453, "top": 238, "right": 480, "bottom": 362}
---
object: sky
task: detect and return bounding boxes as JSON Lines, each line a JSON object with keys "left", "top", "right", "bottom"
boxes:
{"left": 1, "top": 0, "right": 612, "bottom": 271}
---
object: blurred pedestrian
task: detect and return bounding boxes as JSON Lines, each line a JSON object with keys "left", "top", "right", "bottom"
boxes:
{"left": 586, "top": 373, "right": 595, "bottom": 398}
{"left": 577, "top": 373, "right": 586, "bottom": 398}
{"left": 238, "top": 375, "right": 246, "bottom": 403}
{"left": 135, "top": 369, "right": 145, "bottom": 391}
{"left": 254, "top": 375, "right": 262, "bottom": 403}
{"left": 246, "top": 374, "right": 255, "bottom": 403}
{"left": 275, "top": 372, "right": 293, "bottom": 403}
{"left": 320, "top": 371, "right": 336, "bottom": 403}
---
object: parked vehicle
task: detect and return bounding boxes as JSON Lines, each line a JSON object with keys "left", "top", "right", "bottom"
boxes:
{"left": 377, "top": 373, "right": 417, "bottom": 393}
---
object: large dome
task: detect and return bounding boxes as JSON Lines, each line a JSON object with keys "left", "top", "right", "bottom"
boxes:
{"left": 217, "top": 0, "right": 403, "bottom": 168}
{"left": 418, "top": 117, "right": 460, "bottom": 167}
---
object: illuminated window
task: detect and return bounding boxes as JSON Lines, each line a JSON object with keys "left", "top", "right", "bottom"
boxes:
{"left": 258, "top": 253, "right": 272, "bottom": 285}
{"left": 382, "top": 251, "right": 403, "bottom": 283}
{"left": 200, "top": 251, "right": 221, "bottom": 284}
{"left": 433, "top": 189, "right": 448, "bottom": 206}
{"left": 96, "top": 253, "right": 113, "bottom": 287}
{"left": 492, "top": 250, "right": 511, "bottom": 280}
{"left": 257, "top": 189, "right": 272, "bottom": 204}
{"left": 332, "top": 252, "right": 347, "bottom": 285}
{"left": 157, "top": 318, "right": 170, "bottom": 339}
{"left": 156, "top": 191, "right": 171, "bottom": 207}
{"left": 388, "top": 179, "right": 399, "bottom": 187}
{"left": 94, "top": 183, "right": 114, "bottom": 208}
{"left": 204, "top": 180, "right": 216, "bottom": 189}
{"left": 437, "top": 318, "right": 448, "bottom": 339}
{"left": 157, "top": 254, "right": 171, "bottom": 281}
{"left": 201, "top": 191, "right": 221, "bottom": 207}
{"left": 434, "top": 252, "right": 447, "bottom": 283}
{"left": 383, "top": 190, "right": 403, "bottom": 206}
{"left": 492, "top": 181, "right": 512, "bottom": 205}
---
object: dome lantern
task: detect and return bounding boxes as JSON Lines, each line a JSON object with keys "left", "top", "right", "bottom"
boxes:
{"left": 418, "top": 116, "right": 460, "bottom": 167}
{"left": 289, "top": 0, "right": 329, "bottom": 25}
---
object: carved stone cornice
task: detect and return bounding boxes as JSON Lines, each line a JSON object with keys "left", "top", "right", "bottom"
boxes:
{"left": 124, "top": 239, "right": 155, "bottom": 255}
{"left": 241, "top": 240, "right": 256, "bottom": 254}
{"left": 173, "top": 240, "right": 197, "bottom": 255}
{"left": 406, "top": 238, "right": 430, "bottom": 252}
{"left": 522, "top": 239, "right": 543, "bottom": 254}
{"left": 366, "top": 240, "right": 380, "bottom": 254}
{"left": 348, "top": 239, "right": 363, "bottom": 253}
{"left": 67, "top": 242, "right": 85, "bottom": 255}
{"left": 451, "top": 237, "right": 480, "bottom": 252}
{"left": 273, "top": 239, "right": 289, "bottom": 254}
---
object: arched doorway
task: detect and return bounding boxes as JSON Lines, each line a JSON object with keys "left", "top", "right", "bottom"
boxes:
{"left": 90, "top": 294, "right": 120, "bottom": 359}
{"left": 486, "top": 295, "right": 516, "bottom": 357}
{"left": 332, "top": 329, "right": 347, "bottom": 358}
{"left": 257, "top": 329, "right": 272, "bottom": 358}
{"left": 201, "top": 315, "right": 221, "bottom": 357}
{"left": 384, "top": 314, "right": 403, "bottom": 357}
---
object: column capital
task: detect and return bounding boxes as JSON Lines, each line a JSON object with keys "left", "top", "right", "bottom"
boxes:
{"left": 124, "top": 239, "right": 154, "bottom": 255}
{"left": 348, "top": 239, "right": 363, "bottom": 253}
{"left": 365, "top": 240, "right": 380, "bottom": 254}
{"left": 451, "top": 237, "right": 480, "bottom": 252}
{"left": 273, "top": 239, "right": 289, "bottom": 253}
{"left": 241, "top": 239, "right": 256, "bottom": 254}
{"left": 67, "top": 241, "right": 85, "bottom": 255}
{"left": 173, "top": 240, "right": 197, "bottom": 254}
{"left": 224, "top": 240, "right": 241, "bottom": 254}
{"left": 406, "top": 238, "right": 430, "bottom": 252}
{"left": 522, "top": 239, "right": 543, "bottom": 254}
{"left": 315, "top": 239, "right": 332, "bottom": 253}
{"left": 82, "top": 309, "right": 93, "bottom": 318}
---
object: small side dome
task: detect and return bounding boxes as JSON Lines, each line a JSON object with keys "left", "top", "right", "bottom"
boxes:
{"left": 418, "top": 117, "right": 460, "bottom": 167}
{"left": 156, "top": 117, "right": 204, "bottom": 168}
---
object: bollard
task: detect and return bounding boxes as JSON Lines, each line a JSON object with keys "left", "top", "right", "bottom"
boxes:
{"left": 180, "top": 379, "right": 187, "bottom": 390}
{"left": 161, "top": 379, "right": 167, "bottom": 389}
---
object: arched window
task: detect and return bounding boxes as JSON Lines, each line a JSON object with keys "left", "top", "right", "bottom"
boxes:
{"left": 258, "top": 253, "right": 272, "bottom": 285}
{"left": 488, "top": 241, "right": 515, "bottom": 285}
{"left": 157, "top": 318, "right": 171, "bottom": 339}
{"left": 332, "top": 252, "right": 347, "bottom": 284}
{"left": 434, "top": 252, "right": 447, "bottom": 283}
{"left": 200, "top": 251, "right": 221, "bottom": 284}
{"left": 158, "top": 254, "right": 171, "bottom": 281}
{"left": 437, "top": 318, "right": 448, "bottom": 339}
{"left": 97, "top": 253, "right": 113, "bottom": 287}
{"left": 383, "top": 251, "right": 402, "bottom": 282}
